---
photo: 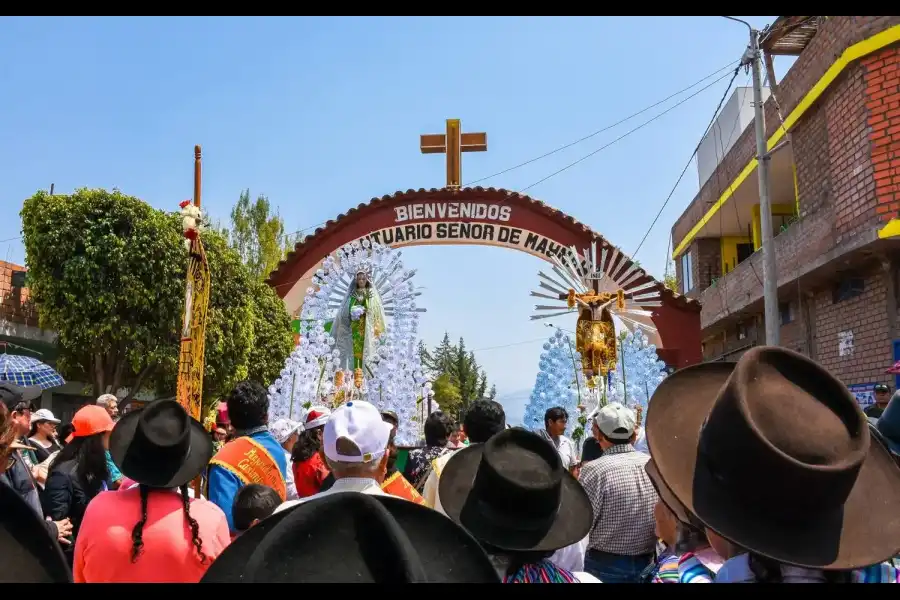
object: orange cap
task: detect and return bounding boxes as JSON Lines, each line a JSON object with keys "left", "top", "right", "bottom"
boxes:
{"left": 66, "top": 404, "right": 115, "bottom": 443}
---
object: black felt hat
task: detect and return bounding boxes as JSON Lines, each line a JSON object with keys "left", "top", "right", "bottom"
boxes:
{"left": 201, "top": 492, "right": 500, "bottom": 583}
{"left": 109, "top": 398, "right": 213, "bottom": 489}
{"left": 438, "top": 427, "right": 593, "bottom": 553}
{"left": 0, "top": 478, "right": 71, "bottom": 583}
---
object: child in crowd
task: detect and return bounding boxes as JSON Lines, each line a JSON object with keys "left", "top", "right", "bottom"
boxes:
{"left": 231, "top": 484, "right": 281, "bottom": 539}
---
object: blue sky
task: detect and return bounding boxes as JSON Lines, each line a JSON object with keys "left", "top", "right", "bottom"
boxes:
{"left": 0, "top": 16, "right": 793, "bottom": 423}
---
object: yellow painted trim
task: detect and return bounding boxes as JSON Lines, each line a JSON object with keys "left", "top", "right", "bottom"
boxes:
{"left": 878, "top": 219, "right": 900, "bottom": 239}
{"left": 673, "top": 24, "right": 900, "bottom": 259}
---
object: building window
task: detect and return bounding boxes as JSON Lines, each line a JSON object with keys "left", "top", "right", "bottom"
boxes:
{"left": 779, "top": 302, "right": 794, "bottom": 325}
{"left": 737, "top": 323, "right": 747, "bottom": 340}
{"left": 681, "top": 253, "right": 694, "bottom": 294}
{"left": 832, "top": 277, "right": 865, "bottom": 303}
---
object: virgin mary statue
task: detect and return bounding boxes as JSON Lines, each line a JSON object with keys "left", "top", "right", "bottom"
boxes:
{"left": 330, "top": 269, "right": 387, "bottom": 375}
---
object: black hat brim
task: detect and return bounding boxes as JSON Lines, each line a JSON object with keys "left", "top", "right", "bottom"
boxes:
{"left": 108, "top": 408, "right": 213, "bottom": 489}
{"left": 438, "top": 444, "right": 593, "bottom": 553}
{"left": 201, "top": 493, "right": 501, "bottom": 583}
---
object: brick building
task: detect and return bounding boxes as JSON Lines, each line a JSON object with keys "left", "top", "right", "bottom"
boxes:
{"left": 670, "top": 16, "right": 900, "bottom": 399}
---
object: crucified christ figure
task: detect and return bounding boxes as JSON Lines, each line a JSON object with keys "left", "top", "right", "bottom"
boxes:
{"left": 558, "top": 287, "right": 625, "bottom": 381}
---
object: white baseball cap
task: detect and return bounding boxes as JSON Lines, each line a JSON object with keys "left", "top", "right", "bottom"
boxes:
{"left": 270, "top": 418, "right": 302, "bottom": 444}
{"left": 30, "top": 408, "right": 60, "bottom": 425}
{"left": 324, "top": 400, "right": 393, "bottom": 464}
{"left": 594, "top": 402, "right": 637, "bottom": 441}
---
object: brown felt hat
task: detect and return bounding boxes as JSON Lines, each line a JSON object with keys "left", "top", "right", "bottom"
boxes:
{"left": 646, "top": 346, "right": 900, "bottom": 570}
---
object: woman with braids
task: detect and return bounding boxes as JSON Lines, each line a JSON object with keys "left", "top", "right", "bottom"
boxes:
{"left": 42, "top": 405, "right": 115, "bottom": 564}
{"left": 72, "top": 399, "right": 230, "bottom": 583}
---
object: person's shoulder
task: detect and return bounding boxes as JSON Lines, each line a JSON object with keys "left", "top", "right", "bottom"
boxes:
{"left": 189, "top": 497, "right": 230, "bottom": 520}
{"left": 273, "top": 498, "right": 306, "bottom": 515}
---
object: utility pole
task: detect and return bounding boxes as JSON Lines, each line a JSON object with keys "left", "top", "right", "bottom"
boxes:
{"left": 726, "top": 16, "right": 779, "bottom": 345}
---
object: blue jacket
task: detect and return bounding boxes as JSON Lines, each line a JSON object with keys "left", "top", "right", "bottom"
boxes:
{"left": 207, "top": 429, "right": 288, "bottom": 533}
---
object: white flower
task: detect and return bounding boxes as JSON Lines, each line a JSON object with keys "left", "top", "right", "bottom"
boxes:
{"left": 350, "top": 305, "right": 366, "bottom": 321}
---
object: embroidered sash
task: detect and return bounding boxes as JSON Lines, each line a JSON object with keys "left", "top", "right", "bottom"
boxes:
{"left": 209, "top": 436, "right": 287, "bottom": 501}
{"left": 380, "top": 471, "right": 427, "bottom": 506}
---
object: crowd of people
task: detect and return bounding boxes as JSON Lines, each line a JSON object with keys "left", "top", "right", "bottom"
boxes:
{"left": 2, "top": 346, "right": 900, "bottom": 583}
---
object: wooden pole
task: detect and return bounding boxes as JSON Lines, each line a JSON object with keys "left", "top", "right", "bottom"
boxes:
{"left": 193, "top": 146, "right": 202, "bottom": 209}
{"left": 192, "top": 145, "right": 203, "bottom": 500}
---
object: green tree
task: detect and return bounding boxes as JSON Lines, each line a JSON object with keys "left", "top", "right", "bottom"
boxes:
{"left": 417, "top": 339, "right": 435, "bottom": 377}
{"left": 21, "top": 189, "right": 184, "bottom": 404}
{"left": 663, "top": 258, "right": 677, "bottom": 291}
{"left": 246, "top": 280, "right": 294, "bottom": 386}
{"left": 432, "top": 373, "right": 462, "bottom": 417}
{"left": 487, "top": 384, "right": 497, "bottom": 400}
{"left": 21, "top": 188, "right": 291, "bottom": 415}
{"left": 432, "top": 332, "right": 455, "bottom": 375}
{"left": 226, "top": 189, "right": 296, "bottom": 282}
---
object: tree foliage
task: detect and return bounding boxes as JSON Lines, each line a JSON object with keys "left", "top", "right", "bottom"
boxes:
{"left": 224, "top": 189, "right": 296, "bottom": 282}
{"left": 21, "top": 188, "right": 292, "bottom": 414}
{"left": 21, "top": 189, "right": 184, "bottom": 403}
{"left": 418, "top": 332, "right": 493, "bottom": 418}
{"left": 431, "top": 373, "right": 462, "bottom": 417}
{"left": 246, "top": 279, "right": 294, "bottom": 386}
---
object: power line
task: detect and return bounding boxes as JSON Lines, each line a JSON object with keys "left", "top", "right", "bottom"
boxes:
{"left": 269, "top": 69, "right": 740, "bottom": 292}
{"left": 630, "top": 63, "right": 743, "bottom": 260}
{"left": 278, "top": 62, "right": 742, "bottom": 245}
{"left": 470, "top": 337, "right": 548, "bottom": 353}
{"left": 517, "top": 68, "right": 737, "bottom": 196}
{"left": 463, "top": 60, "right": 740, "bottom": 187}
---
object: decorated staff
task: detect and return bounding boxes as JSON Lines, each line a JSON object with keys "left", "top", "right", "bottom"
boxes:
{"left": 176, "top": 146, "right": 212, "bottom": 497}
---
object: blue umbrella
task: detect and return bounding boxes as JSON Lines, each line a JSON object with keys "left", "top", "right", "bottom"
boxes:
{"left": 0, "top": 354, "right": 66, "bottom": 389}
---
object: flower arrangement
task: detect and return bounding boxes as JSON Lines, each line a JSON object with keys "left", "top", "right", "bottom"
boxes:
{"left": 179, "top": 200, "right": 203, "bottom": 251}
{"left": 350, "top": 305, "right": 366, "bottom": 321}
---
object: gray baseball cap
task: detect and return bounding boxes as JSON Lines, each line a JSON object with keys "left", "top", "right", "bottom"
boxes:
{"left": 594, "top": 403, "right": 637, "bottom": 440}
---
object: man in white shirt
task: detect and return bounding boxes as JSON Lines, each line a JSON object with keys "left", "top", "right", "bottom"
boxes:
{"left": 274, "top": 399, "right": 393, "bottom": 514}
{"left": 537, "top": 407, "right": 578, "bottom": 471}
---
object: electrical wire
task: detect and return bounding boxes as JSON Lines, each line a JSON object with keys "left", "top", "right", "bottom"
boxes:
{"left": 463, "top": 60, "right": 740, "bottom": 187}
{"left": 630, "top": 63, "right": 743, "bottom": 260}
{"left": 470, "top": 337, "right": 549, "bottom": 353}
{"left": 516, "top": 69, "right": 738, "bottom": 195}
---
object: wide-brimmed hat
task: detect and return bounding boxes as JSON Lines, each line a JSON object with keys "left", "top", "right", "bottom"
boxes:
{"left": 646, "top": 346, "right": 900, "bottom": 570}
{"left": 0, "top": 477, "right": 71, "bottom": 582}
{"left": 438, "top": 427, "right": 592, "bottom": 553}
{"left": 109, "top": 398, "right": 213, "bottom": 489}
{"left": 200, "top": 492, "right": 499, "bottom": 583}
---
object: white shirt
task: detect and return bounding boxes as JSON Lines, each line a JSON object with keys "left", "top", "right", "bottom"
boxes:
{"left": 283, "top": 449, "right": 299, "bottom": 501}
{"left": 274, "top": 476, "right": 387, "bottom": 514}
{"left": 423, "top": 449, "right": 458, "bottom": 514}
{"left": 555, "top": 435, "right": 578, "bottom": 469}
{"left": 574, "top": 571, "right": 602, "bottom": 583}
{"left": 550, "top": 535, "right": 588, "bottom": 572}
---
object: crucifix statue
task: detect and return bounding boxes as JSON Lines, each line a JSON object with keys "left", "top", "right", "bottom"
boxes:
{"left": 420, "top": 119, "right": 487, "bottom": 188}
{"left": 560, "top": 277, "right": 625, "bottom": 381}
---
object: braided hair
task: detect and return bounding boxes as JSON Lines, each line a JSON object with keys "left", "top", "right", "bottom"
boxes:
{"left": 130, "top": 485, "right": 207, "bottom": 564}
